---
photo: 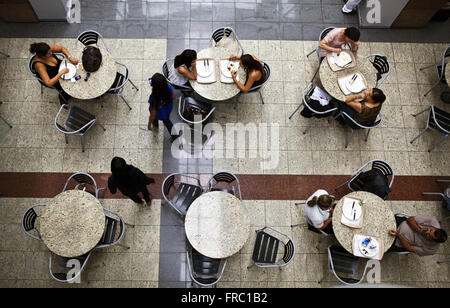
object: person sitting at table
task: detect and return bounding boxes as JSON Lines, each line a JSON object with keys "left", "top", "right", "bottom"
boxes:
{"left": 336, "top": 88, "right": 385, "bottom": 129}
{"left": 147, "top": 73, "right": 179, "bottom": 142}
{"left": 304, "top": 189, "right": 335, "bottom": 234}
{"left": 108, "top": 156, "right": 155, "bottom": 206}
{"left": 318, "top": 27, "right": 361, "bottom": 59}
{"left": 169, "top": 49, "right": 198, "bottom": 87}
{"left": 388, "top": 214, "right": 447, "bottom": 256}
{"left": 30, "top": 42, "right": 78, "bottom": 105}
{"left": 229, "top": 54, "right": 265, "bottom": 93}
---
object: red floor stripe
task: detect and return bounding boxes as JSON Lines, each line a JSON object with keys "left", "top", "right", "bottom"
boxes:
{"left": 0, "top": 172, "right": 449, "bottom": 202}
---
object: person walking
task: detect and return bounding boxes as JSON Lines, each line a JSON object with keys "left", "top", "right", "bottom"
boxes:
{"left": 108, "top": 157, "right": 155, "bottom": 206}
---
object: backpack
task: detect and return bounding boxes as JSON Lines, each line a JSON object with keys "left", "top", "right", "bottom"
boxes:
{"left": 357, "top": 169, "right": 391, "bottom": 199}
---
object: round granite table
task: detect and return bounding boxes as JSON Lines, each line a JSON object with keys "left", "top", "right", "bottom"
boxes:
{"left": 40, "top": 190, "right": 105, "bottom": 258}
{"left": 189, "top": 46, "right": 246, "bottom": 102}
{"left": 185, "top": 191, "right": 250, "bottom": 259}
{"left": 332, "top": 191, "right": 396, "bottom": 256}
{"left": 319, "top": 54, "right": 378, "bottom": 102}
{"left": 59, "top": 46, "right": 117, "bottom": 100}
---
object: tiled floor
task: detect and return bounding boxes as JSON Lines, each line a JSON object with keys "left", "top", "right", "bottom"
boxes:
{"left": 0, "top": 2, "right": 449, "bottom": 288}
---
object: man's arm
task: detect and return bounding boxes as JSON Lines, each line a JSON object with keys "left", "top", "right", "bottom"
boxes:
{"left": 406, "top": 216, "right": 424, "bottom": 233}
{"left": 390, "top": 230, "right": 415, "bottom": 252}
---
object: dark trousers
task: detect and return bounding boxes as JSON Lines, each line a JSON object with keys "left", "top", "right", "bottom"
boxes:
{"left": 122, "top": 188, "right": 151, "bottom": 204}
{"left": 336, "top": 101, "right": 360, "bottom": 129}
{"left": 153, "top": 117, "right": 179, "bottom": 140}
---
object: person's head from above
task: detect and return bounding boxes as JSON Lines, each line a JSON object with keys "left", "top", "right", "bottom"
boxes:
{"left": 149, "top": 72, "right": 171, "bottom": 106}
{"left": 343, "top": 27, "right": 360, "bottom": 44}
{"left": 240, "top": 54, "right": 264, "bottom": 75}
{"left": 367, "top": 88, "right": 386, "bottom": 105}
{"left": 423, "top": 227, "right": 448, "bottom": 243}
{"left": 30, "top": 42, "right": 51, "bottom": 58}
{"left": 307, "top": 194, "right": 334, "bottom": 210}
{"left": 111, "top": 156, "right": 128, "bottom": 174}
{"left": 174, "top": 49, "right": 197, "bottom": 68}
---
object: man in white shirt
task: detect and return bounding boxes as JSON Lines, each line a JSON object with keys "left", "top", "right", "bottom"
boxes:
{"left": 342, "top": 0, "right": 363, "bottom": 14}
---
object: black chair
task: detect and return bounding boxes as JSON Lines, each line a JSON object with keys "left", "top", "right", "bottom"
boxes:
{"left": 335, "top": 159, "right": 394, "bottom": 200}
{"left": 306, "top": 27, "right": 336, "bottom": 82}
{"left": 28, "top": 53, "right": 68, "bottom": 104}
{"left": 62, "top": 172, "right": 106, "bottom": 198}
{"left": 319, "top": 245, "right": 369, "bottom": 286}
{"left": 161, "top": 173, "right": 203, "bottom": 216}
{"left": 410, "top": 105, "right": 449, "bottom": 152}
{"left": 248, "top": 226, "right": 295, "bottom": 269}
{"left": 422, "top": 179, "right": 450, "bottom": 211}
{"left": 21, "top": 203, "right": 47, "bottom": 241}
{"left": 288, "top": 82, "right": 338, "bottom": 134}
{"left": 366, "top": 54, "right": 390, "bottom": 88}
{"left": 186, "top": 246, "right": 227, "bottom": 288}
{"left": 49, "top": 251, "right": 91, "bottom": 283}
{"left": 0, "top": 101, "right": 12, "bottom": 128}
{"left": 54, "top": 104, "right": 106, "bottom": 152}
{"left": 419, "top": 45, "right": 450, "bottom": 97}
{"left": 96, "top": 208, "right": 134, "bottom": 250}
{"left": 107, "top": 62, "right": 139, "bottom": 110}
{"left": 236, "top": 61, "right": 271, "bottom": 105}
{"left": 207, "top": 171, "right": 242, "bottom": 200}
{"left": 76, "top": 29, "right": 110, "bottom": 52}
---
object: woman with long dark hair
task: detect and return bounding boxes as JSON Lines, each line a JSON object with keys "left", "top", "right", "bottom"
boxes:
{"left": 29, "top": 42, "right": 78, "bottom": 104}
{"left": 168, "top": 49, "right": 197, "bottom": 86}
{"left": 337, "top": 88, "right": 386, "bottom": 129}
{"left": 229, "top": 54, "right": 265, "bottom": 92}
{"left": 147, "top": 73, "right": 178, "bottom": 142}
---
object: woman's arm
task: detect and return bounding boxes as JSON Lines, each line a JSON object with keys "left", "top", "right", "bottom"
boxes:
{"left": 318, "top": 217, "right": 332, "bottom": 230}
{"left": 34, "top": 62, "right": 68, "bottom": 87}
{"left": 147, "top": 106, "right": 157, "bottom": 130}
{"left": 50, "top": 45, "right": 78, "bottom": 65}
{"left": 319, "top": 39, "right": 342, "bottom": 54}
{"left": 232, "top": 70, "right": 259, "bottom": 93}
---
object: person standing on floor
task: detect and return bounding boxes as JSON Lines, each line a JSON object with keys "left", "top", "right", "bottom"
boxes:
{"left": 342, "top": 0, "right": 363, "bottom": 14}
{"left": 108, "top": 157, "right": 155, "bottom": 206}
{"left": 147, "top": 73, "right": 179, "bottom": 142}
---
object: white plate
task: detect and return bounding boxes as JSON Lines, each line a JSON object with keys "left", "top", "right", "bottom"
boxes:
{"left": 196, "top": 60, "right": 213, "bottom": 78}
{"left": 359, "top": 237, "right": 378, "bottom": 258}
{"left": 59, "top": 62, "right": 77, "bottom": 80}
{"left": 220, "top": 60, "right": 239, "bottom": 78}
{"left": 342, "top": 198, "right": 362, "bottom": 221}
{"left": 345, "top": 75, "right": 365, "bottom": 93}
{"left": 334, "top": 52, "right": 352, "bottom": 67}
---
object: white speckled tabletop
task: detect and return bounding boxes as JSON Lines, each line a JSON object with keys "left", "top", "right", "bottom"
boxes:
{"left": 332, "top": 191, "right": 396, "bottom": 256}
{"left": 189, "top": 47, "right": 247, "bottom": 102}
{"left": 185, "top": 191, "right": 250, "bottom": 259}
{"left": 59, "top": 46, "right": 118, "bottom": 100}
{"left": 319, "top": 54, "right": 378, "bottom": 102}
{"left": 40, "top": 190, "right": 105, "bottom": 258}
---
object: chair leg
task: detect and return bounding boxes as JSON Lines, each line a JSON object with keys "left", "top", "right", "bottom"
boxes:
{"left": 96, "top": 122, "right": 106, "bottom": 131}
{"left": 412, "top": 107, "right": 429, "bottom": 118}
{"left": 0, "top": 51, "right": 9, "bottom": 57}
{"left": 119, "top": 94, "right": 132, "bottom": 110}
{"left": 345, "top": 128, "right": 354, "bottom": 149}
{"left": 306, "top": 49, "right": 316, "bottom": 58}
{"left": 247, "top": 263, "right": 255, "bottom": 270}
{"left": 64, "top": 134, "right": 69, "bottom": 144}
{"left": 428, "top": 134, "right": 448, "bottom": 152}
{"left": 423, "top": 81, "right": 440, "bottom": 97}
{"left": 410, "top": 127, "right": 429, "bottom": 144}
{"left": 365, "top": 128, "right": 371, "bottom": 142}
{"left": 419, "top": 63, "right": 436, "bottom": 71}
{"left": 335, "top": 179, "right": 350, "bottom": 191}
{"left": 437, "top": 259, "right": 450, "bottom": 264}
{"left": 303, "top": 117, "right": 317, "bottom": 135}
{"left": 80, "top": 135, "right": 85, "bottom": 152}
{"left": 259, "top": 91, "right": 264, "bottom": 104}
{"left": 125, "top": 222, "right": 135, "bottom": 228}
{"left": 128, "top": 78, "right": 139, "bottom": 91}
{"left": 291, "top": 222, "right": 307, "bottom": 228}
{"left": 0, "top": 115, "right": 12, "bottom": 128}
{"left": 117, "top": 243, "right": 130, "bottom": 249}
{"left": 289, "top": 102, "right": 304, "bottom": 120}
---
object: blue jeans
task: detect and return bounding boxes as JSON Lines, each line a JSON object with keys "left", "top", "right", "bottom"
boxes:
{"left": 336, "top": 101, "right": 360, "bottom": 129}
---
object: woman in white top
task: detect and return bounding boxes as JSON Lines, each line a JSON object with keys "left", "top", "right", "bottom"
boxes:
{"left": 168, "top": 49, "right": 197, "bottom": 87}
{"left": 304, "top": 189, "right": 335, "bottom": 234}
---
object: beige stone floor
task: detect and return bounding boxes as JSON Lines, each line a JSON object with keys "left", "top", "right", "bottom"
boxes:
{"left": 0, "top": 38, "right": 449, "bottom": 288}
